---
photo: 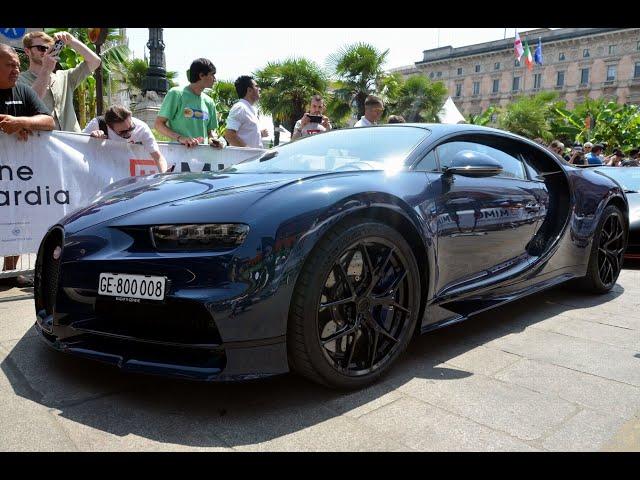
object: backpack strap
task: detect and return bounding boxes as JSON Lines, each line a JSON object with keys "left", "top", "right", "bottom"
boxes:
{"left": 97, "top": 116, "right": 108, "bottom": 138}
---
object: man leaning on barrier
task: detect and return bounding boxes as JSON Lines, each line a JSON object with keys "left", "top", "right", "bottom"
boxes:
{"left": 0, "top": 43, "right": 55, "bottom": 287}
{"left": 84, "top": 105, "right": 168, "bottom": 173}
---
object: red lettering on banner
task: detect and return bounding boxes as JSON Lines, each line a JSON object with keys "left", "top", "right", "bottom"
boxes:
{"left": 129, "top": 159, "right": 159, "bottom": 177}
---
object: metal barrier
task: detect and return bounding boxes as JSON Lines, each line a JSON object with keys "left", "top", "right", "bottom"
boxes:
{"left": 0, "top": 253, "right": 36, "bottom": 278}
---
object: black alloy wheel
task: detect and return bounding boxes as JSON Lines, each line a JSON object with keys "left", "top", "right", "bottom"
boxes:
{"left": 288, "top": 219, "right": 420, "bottom": 389}
{"left": 596, "top": 210, "right": 625, "bottom": 288}
{"left": 581, "top": 205, "right": 626, "bottom": 293}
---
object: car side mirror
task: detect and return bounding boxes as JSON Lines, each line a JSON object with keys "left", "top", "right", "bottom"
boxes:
{"left": 443, "top": 150, "right": 503, "bottom": 177}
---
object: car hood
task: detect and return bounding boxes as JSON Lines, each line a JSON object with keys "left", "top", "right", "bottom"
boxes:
{"left": 60, "top": 172, "right": 315, "bottom": 234}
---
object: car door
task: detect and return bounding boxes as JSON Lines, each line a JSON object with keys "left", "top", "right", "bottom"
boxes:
{"left": 418, "top": 135, "right": 545, "bottom": 296}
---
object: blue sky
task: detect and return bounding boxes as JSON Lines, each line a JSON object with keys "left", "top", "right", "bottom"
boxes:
{"left": 126, "top": 28, "right": 541, "bottom": 86}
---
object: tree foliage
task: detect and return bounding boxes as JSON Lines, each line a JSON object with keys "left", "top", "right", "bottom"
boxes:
{"left": 497, "top": 91, "right": 560, "bottom": 142}
{"left": 388, "top": 75, "right": 448, "bottom": 122}
{"left": 327, "top": 43, "right": 389, "bottom": 118}
{"left": 254, "top": 57, "right": 329, "bottom": 134}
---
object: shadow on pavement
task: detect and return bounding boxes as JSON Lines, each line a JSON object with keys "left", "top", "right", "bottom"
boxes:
{"left": 0, "top": 283, "right": 625, "bottom": 449}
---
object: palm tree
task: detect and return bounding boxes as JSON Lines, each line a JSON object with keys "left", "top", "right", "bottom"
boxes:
{"left": 498, "top": 91, "right": 559, "bottom": 142}
{"left": 206, "top": 80, "right": 237, "bottom": 137}
{"left": 327, "top": 43, "right": 389, "bottom": 119}
{"left": 390, "top": 75, "right": 448, "bottom": 123}
{"left": 254, "top": 58, "right": 329, "bottom": 141}
{"left": 109, "top": 58, "right": 179, "bottom": 102}
{"left": 467, "top": 105, "right": 498, "bottom": 126}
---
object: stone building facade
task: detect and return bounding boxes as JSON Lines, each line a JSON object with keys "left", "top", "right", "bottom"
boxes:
{"left": 392, "top": 28, "right": 640, "bottom": 116}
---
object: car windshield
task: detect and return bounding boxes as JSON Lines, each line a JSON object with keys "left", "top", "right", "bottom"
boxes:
{"left": 225, "top": 126, "right": 430, "bottom": 174}
{"left": 594, "top": 167, "right": 640, "bottom": 192}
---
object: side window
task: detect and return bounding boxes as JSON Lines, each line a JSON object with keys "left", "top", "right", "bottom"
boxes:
{"left": 415, "top": 150, "right": 438, "bottom": 171}
{"left": 435, "top": 140, "right": 527, "bottom": 180}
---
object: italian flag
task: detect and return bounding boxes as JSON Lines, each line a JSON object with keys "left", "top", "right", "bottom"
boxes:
{"left": 524, "top": 40, "right": 533, "bottom": 70}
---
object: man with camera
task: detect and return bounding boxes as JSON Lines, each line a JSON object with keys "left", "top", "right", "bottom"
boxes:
{"left": 156, "top": 58, "right": 223, "bottom": 149}
{"left": 84, "top": 105, "right": 168, "bottom": 173}
{"left": 224, "top": 76, "right": 268, "bottom": 148}
{"left": 292, "top": 94, "right": 332, "bottom": 140}
{"left": 19, "top": 31, "right": 101, "bottom": 132}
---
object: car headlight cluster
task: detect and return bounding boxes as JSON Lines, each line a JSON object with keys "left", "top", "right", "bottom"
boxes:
{"left": 150, "top": 224, "right": 249, "bottom": 251}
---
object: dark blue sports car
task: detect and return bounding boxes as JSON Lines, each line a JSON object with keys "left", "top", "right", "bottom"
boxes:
{"left": 34, "top": 124, "right": 628, "bottom": 389}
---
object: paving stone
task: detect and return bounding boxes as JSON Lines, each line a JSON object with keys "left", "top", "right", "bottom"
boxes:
{"left": 0, "top": 391, "right": 77, "bottom": 451}
{"left": 398, "top": 373, "right": 577, "bottom": 441}
{"left": 0, "top": 299, "right": 38, "bottom": 342}
{"left": 484, "top": 328, "right": 640, "bottom": 387}
{"left": 495, "top": 359, "right": 640, "bottom": 418}
{"left": 442, "top": 345, "right": 522, "bottom": 377}
{"left": 541, "top": 408, "right": 629, "bottom": 451}
{"left": 531, "top": 315, "right": 640, "bottom": 350}
{"left": 357, "top": 396, "right": 538, "bottom": 451}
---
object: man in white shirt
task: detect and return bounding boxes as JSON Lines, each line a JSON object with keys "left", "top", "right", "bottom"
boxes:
{"left": 354, "top": 95, "right": 384, "bottom": 127}
{"left": 224, "top": 76, "right": 268, "bottom": 148}
{"left": 84, "top": 105, "right": 168, "bottom": 172}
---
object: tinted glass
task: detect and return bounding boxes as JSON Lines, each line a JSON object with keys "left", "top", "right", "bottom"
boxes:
{"left": 436, "top": 140, "right": 526, "bottom": 179}
{"left": 227, "top": 127, "right": 430, "bottom": 174}
{"left": 415, "top": 150, "right": 438, "bottom": 171}
{"left": 594, "top": 167, "right": 640, "bottom": 191}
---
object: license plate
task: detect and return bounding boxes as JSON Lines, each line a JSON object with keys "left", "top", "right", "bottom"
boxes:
{"left": 98, "top": 273, "right": 166, "bottom": 301}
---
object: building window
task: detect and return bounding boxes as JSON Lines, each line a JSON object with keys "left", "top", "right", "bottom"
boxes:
{"left": 494, "top": 62, "right": 500, "bottom": 70}
{"left": 475, "top": 64, "right": 481, "bottom": 73}
{"left": 533, "top": 73, "right": 542, "bottom": 89}
{"left": 457, "top": 67, "right": 463, "bottom": 75}
{"left": 515, "top": 59, "right": 520, "bottom": 67}
{"left": 580, "top": 68, "right": 589, "bottom": 85}
{"left": 583, "top": 49, "right": 590, "bottom": 58}
{"left": 437, "top": 71, "right": 442, "bottom": 78}
{"left": 492, "top": 79, "right": 500, "bottom": 93}
{"left": 559, "top": 52, "right": 565, "bottom": 61}
{"left": 635, "top": 62, "right": 640, "bottom": 78}
{"left": 473, "top": 81, "right": 480, "bottom": 95}
{"left": 607, "top": 65, "right": 617, "bottom": 81}
{"left": 455, "top": 83, "right": 462, "bottom": 97}
{"left": 637, "top": 41, "right": 640, "bottom": 51}
{"left": 609, "top": 45, "right": 616, "bottom": 55}
{"left": 557, "top": 71, "right": 565, "bottom": 87}
{"left": 512, "top": 76, "right": 520, "bottom": 92}
{"left": 429, "top": 72, "right": 434, "bottom": 79}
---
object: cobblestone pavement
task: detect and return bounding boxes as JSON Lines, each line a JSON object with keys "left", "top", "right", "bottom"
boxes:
{"left": 1, "top": 268, "right": 639, "bottom": 451}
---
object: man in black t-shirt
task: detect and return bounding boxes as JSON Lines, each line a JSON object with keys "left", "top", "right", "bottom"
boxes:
{"left": 0, "top": 43, "right": 54, "bottom": 286}
{"left": 0, "top": 43, "right": 54, "bottom": 140}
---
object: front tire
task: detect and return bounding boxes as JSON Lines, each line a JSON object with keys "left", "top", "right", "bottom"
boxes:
{"left": 288, "top": 218, "right": 421, "bottom": 389}
{"left": 580, "top": 205, "right": 626, "bottom": 293}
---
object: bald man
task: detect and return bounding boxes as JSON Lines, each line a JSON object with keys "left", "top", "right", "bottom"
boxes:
{"left": 0, "top": 43, "right": 54, "bottom": 286}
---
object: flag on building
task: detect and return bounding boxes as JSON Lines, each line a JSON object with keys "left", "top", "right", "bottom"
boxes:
{"left": 524, "top": 40, "right": 533, "bottom": 70}
{"left": 534, "top": 37, "right": 543, "bottom": 65}
{"left": 514, "top": 32, "right": 524, "bottom": 61}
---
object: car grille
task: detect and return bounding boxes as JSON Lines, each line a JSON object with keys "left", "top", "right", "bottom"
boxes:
{"left": 82, "top": 298, "right": 223, "bottom": 346}
{"left": 35, "top": 227, "right": 64, "bottom": 316}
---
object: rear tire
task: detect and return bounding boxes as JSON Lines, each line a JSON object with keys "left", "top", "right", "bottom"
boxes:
{"left": 288, "top": 218, "right": 421, "bottom": 389}
{"left": 579, "top": 205, "right": 626, "bottom": 294}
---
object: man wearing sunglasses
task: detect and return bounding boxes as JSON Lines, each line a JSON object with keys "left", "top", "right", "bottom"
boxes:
{"left": 354, "top": 95, "right": 385, "bottom": 127}
{"left": 84, "top": 105, "right": 168, "bottom": 173}
{"left": 19, "top": 31, "right": 101, "bottom": 132}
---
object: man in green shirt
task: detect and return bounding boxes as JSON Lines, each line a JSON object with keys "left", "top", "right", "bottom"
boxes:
{"left": 155, "top": 58, "right": 223, "bottom": 149}
{"left": 19, "top": 31, "right": 101, "bottom": 132}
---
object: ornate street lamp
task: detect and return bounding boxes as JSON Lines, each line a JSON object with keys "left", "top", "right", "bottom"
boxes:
{"left": 141, "top": 28, "right": 169, "bottom": 95}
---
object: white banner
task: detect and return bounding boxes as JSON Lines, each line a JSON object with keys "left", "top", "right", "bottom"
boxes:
{"left": 0, "top": 130, "right": 265, "bottom": 256}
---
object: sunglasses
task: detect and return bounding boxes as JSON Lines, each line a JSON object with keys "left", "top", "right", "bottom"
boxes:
{"left": 114, "top": 123, "right": 135, "bottom": 137}
{"left": 30, "top": 45, "right": 50, "bottom": 53}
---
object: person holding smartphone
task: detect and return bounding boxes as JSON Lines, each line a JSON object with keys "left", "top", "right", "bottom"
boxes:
{"left": 292, "top": 94, "right": 332, "bottom": 140}
{"left": 19, "top": 31, "right": 101, "bottom": 132}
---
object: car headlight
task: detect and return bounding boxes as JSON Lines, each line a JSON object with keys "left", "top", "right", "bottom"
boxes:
{"left": 150, "top": 224, "right": 249, "bottom": 251}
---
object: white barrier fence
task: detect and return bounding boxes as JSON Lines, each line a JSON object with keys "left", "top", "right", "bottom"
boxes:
{"left": 0, "top": 130, "right": 265, "bottom": 276}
